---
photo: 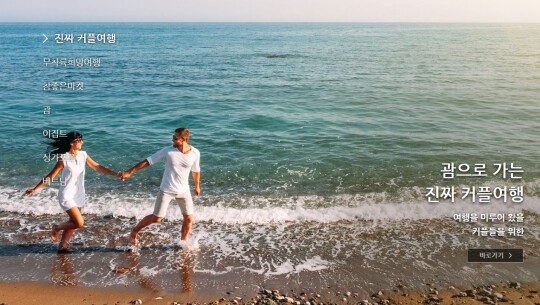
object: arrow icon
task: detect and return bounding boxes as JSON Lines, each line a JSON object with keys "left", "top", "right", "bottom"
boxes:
{"left": 508, "top": 252, "right": 512, "bottom": 259}
{"left": 42, "top": 34, "right": 48, "bottom": 44}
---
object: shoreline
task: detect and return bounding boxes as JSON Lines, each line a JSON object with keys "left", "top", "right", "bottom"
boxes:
{"left": 1, "top": 280, "right": 539, "bottom": 305}
{"left": 1, "top": 211, "right": 538, "bottom": 305}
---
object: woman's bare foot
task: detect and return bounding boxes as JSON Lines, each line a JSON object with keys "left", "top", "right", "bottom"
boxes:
{"left": 51, "top": 224, "right": 60, "bottom": 242}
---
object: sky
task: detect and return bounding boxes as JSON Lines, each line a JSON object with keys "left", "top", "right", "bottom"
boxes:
{"left": 0, "top": 0, "right": 539, "bottom": 22}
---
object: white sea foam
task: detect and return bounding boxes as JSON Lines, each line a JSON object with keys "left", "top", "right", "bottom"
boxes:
{"left": 264, "top": 256, "right": 332, "bottom": 275}
{"left": 139, "top": 266, "right": 160, "bottom": 277}
{"left": 193, "top": 256, "right": 332, "bottom": 276}
{"left": 1, "top": 185, "right": 539, "bottom": 224}
{"left": 194, "top": 266, "right": 237, "bottom": 275}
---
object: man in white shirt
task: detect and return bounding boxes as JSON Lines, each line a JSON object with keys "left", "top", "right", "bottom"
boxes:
{"left": 121, "top": 128, "right": 200, "bottom": 247}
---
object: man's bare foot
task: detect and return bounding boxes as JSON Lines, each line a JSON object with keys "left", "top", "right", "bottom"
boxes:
{"left": 51, "top": 224, "right": 60, "bottom": 242}
{"left": 179, "top": 239, "right": 199, "bottom": 251}
{"left": 128, "top": 230, "right": 138, "bottom": 246}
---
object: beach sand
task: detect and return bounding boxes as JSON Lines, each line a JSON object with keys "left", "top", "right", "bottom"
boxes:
{"left": 0, "top": 281, "right": 539, "bottom": 305}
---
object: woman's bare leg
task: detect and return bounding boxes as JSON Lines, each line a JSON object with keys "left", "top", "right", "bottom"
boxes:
{"left": 56, "top": 207, "right": 84, "bottom": 250}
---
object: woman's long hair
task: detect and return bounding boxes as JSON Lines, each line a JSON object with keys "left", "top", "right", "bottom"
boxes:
{"left": 45, "top": 131, "right": 83, "bottom": 155}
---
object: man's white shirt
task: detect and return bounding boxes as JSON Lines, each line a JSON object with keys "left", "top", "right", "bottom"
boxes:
{"left": 147, "top": 146, "right": 200, "bottom": 194}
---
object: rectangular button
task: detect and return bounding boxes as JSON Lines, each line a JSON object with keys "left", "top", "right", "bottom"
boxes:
{"left": 468, "top": 249, "right": 524, "bottom": 263}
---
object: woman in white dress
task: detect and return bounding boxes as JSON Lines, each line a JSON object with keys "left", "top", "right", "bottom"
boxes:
{"left": 25, "top": 131, "right": 120, "bottom": 253}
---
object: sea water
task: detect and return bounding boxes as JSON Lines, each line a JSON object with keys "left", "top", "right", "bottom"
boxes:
{"left": 0, "top": 23, "right": 539, "bottom": 293}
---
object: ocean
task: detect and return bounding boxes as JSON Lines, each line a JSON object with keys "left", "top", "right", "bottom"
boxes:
{"left": 0, "top": 23, "right": 539, "bottom": 295}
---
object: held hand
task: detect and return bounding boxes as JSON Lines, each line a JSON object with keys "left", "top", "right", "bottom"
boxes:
{"left": 119, "top": 171, "right": 131, "bottom": 181}
{"left": 24, "top": 188, "right": 35, "bottom": 196}
{"left": 193, "top": 185, "right": 200, "bottom": 196}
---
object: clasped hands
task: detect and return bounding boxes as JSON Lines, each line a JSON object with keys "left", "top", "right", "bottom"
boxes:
{"left": 118, "top": 171, "right": 131, "bottom": 181}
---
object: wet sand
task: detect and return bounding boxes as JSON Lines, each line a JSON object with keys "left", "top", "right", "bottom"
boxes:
{"left": 1, "top": 244, "right": 539, "bottom": 305}
{"left": 1, "top": 212, "right": 539, "bottom": 305}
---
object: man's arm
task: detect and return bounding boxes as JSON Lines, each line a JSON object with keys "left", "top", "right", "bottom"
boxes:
{"left": 120, "top": 160, "right": 150, "bottom": 181}
{"left": 192, "top": 171, "right": 200, "bottom": 196}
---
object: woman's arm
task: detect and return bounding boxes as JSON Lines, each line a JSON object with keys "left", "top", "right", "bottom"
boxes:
{"left": 86, "top": 155, "right": 121, "bottom": 177}
{"left": 24, "top": 160, "right": 64, "bottom": 195}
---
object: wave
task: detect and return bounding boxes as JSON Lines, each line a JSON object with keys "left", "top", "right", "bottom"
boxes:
{"left": 2, "top": 186, "right": 539, "bottom": 224}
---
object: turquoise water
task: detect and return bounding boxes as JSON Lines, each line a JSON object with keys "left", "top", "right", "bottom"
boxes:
{"left": 0, "top": 24, "right": 539, "bottom": 288}
{"left": 1, "top": 23, "right": 539, "bottom": 199}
